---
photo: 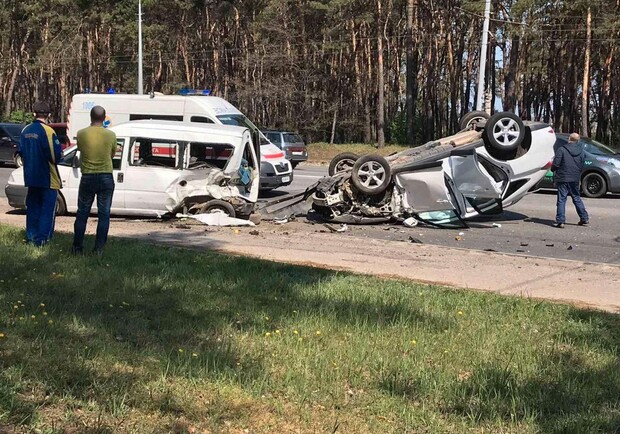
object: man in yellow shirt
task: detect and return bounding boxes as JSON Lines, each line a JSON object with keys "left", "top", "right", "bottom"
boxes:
{"left": 72, "top": 106, "right": 117, "bottom": 254}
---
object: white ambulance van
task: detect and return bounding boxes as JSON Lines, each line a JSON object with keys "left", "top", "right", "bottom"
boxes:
{"left": 66, "top": 92, "right": 293, "bottom": 190}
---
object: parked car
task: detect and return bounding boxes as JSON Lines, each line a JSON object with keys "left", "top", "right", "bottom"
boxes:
{"left": 49, "top": 122, "right": 71, "bottom": 150}
{"left": 311, "top": 112, "right": 556, "bottom": 227}
{"left": 262, "top": 130, "right": 308, "bottom": 168}
{"left": 537, "top": 133, "right": 620, "bottom": 198}
{"left": 5, "top": 121, "right": 260, "bottom": 218}
{"left": 0, "top": 123, "right": 25, "bottom": 166}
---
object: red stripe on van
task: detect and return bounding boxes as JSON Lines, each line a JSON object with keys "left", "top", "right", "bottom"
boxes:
{"left": 263, "top": 152, "right": 285, "bottom": 159}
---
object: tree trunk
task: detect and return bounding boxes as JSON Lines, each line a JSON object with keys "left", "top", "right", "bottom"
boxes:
{"left": 376, "top": 0, "right": 385, "bottom": 148}
{"left": 405, "top": 0, "right": 418, "bottom": 146}
{"left": 581, "top": 7, "right": 592, "bottom": 135}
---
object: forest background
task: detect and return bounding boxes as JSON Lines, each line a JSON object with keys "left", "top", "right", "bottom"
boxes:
{"left": 1, "top": 0, "right": 618, "bottom": 147}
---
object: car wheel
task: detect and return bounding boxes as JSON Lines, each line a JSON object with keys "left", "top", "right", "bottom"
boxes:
{"left": 459, "top": 111, "right": 490, "bottom": 131}
{"left": 55, "top": 194, "right": 67, "bottom": 216}
{"left": 291, "top": 161, "right": 299, "bottom": 169}
{"left": 328, "top": 152, "right": 359, "bottom": 176}
{"left": 582, "top": 172, "right": 607, "bottom": 198}
{"left": 483, "top": 112, "right": 525, "bottom": 153}
{"left": 198, "top": 199, "right": 236, "bottom": 218}
{"left": 351, "top": 154, "right": 392, "bottom": 195}
{"left": 13, "top": 153, "right": 23, "bottom": 167}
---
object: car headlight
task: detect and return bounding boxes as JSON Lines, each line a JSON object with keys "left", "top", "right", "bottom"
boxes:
{"left": 609, "top": 159, "right": 619, "bottom": 168}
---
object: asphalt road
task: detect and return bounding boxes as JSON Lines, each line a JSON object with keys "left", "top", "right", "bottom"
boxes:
{"left": 2, "top": 164, "right": 619, "bottom": 264}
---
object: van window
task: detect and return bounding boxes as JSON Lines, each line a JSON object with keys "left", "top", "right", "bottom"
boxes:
{"left": 187, "top": 142, "right": 234, "bottom": 170}
{"left": 190, "top": 116, "right": 215, "bottom": 124}
{"left": 113, "top": 139, "right": 125, "bottom": 170}
{"left": 129, "top": 114, "right": 184, "bottom": 122}
{"left": 130, "top": 138, "right": 179, "bottom": 168}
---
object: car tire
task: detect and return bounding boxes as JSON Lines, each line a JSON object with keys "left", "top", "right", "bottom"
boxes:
{"left": 459, "top": 111, "right": 490, "bottom": 131}
{"left": 198, "top": 199, "right": 236, "bottom": 218}
{"left": 291, "top": 161, "right": 299, "bottom": 169}
{"left": 483, "top": 112, "right": 525, "bottom": 153}
{"left": 328, "top": 152, "right": 359, "bottom": 176}
{"left": 351, "top": 154, "right": 392, "bottom": 195}
{"left": 13, "top": 153, "right": 23, "bottom": 167}
{"left": 582, "top": 172, "right": 607, "bottom": 198}
{"left": 55, "top": 194, "right": 67, "bottom": 216}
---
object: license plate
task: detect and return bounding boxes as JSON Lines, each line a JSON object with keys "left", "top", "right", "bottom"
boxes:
{"left": 282, "top": 176, "right": 291, "bottom": 183}
{"left": 292, "top": 151, "right": 303, "bottom": 155}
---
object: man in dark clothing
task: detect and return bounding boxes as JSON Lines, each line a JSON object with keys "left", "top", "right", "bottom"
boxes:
{"left": 551, "top": 132, "right": 589, "bottom": 228}
{"left": 18, "top": 101, "right": 63, "bottom": 246}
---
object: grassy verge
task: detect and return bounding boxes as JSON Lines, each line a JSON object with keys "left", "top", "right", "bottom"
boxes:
{"left": 306, "top": 142, "right": 408, "bottom": 164}
{"left": 0, "top": 225, "right": 619, "bottom": 433}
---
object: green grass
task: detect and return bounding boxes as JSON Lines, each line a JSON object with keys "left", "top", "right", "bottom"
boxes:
{"left": 0, "top": 225, "right": 619, "bottom": 433}
{"left": 307, "top": 142, "right": 408, "bottom": 164}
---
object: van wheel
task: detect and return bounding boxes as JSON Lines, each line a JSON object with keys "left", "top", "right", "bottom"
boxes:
{"left": 13, "top": 153, "right": 23, "bottom": 167}
{"left": 55, "top": 194, "right": 67, "bottom": 216}
{"left": 198, "top": 199, "right": 236, "bottom": 218}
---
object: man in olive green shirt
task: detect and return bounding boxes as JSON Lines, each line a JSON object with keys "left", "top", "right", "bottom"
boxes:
{"left": 72, "top": 106, "right": 117, "bottom": 254}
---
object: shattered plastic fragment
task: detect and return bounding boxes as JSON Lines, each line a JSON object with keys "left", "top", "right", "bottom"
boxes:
{"left": 492, "top": 223, "right": 502, "bottom": 228}
{"left": 403, "top": 217, "right": 419, "bottom": 228}
{"left": 177, "top": 212, "right": 255, "bottom": 227}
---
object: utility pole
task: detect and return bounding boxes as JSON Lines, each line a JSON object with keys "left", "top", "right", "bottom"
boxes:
{"left": 476, "top": 0, "right": 491, "bottom": 111}
{"left": 138, "top": 0, "right": 144, "bottom": 95}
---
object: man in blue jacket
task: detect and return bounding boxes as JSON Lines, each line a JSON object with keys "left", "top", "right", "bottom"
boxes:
{"left": 551, "top": 132, "right": 589, "bottom": 228}
{"left": 18, "top": 101, "right": 62, "bottom": 246}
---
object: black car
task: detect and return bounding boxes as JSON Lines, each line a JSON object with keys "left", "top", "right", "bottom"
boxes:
{"left": 0, "top": 123, "right": 25, "bottom": 166}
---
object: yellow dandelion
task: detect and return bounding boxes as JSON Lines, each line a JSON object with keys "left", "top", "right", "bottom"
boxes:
{"left": 43, "top": 312, "right": 48, "bottom": 316}
{"left": 316, "top": 330, "right": 322, "bottom": 336}
{"left": 0, "top": 333, "right": 5, "bottom": 338}
{"left": 265, "top": 332, "right": 271, "bottom": 337}
{"left": 410, "top": 340, "right": 417, "bottom": 345}
{"left": 192, "top": 353, "right": 198, "bottom": 358}
{"left": 264, "top": 316, "right": 270, "bottom": 321}
{"left": 293, "top": 330, "right": 299, "bottom": 335}
{"left": 275, "top": 329, "right": 281, "bottom": 334}
{"left": 39, "top": 303, "right": 45, "bottom": 307}
{"left": 48, "top": 320, "right": 54, "bottom": 325}
{"left": 31, "top": 315, "right": 36, "bottom": 319}
{"left": 457, "top": 311, "right": 464, "bottom": 316}
{"left": 178, "top": 348, "right": 184, "bottom": 353}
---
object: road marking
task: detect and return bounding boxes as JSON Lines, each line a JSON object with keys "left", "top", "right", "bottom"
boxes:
{"left": 294, "top": 174, "right": 325, "bottom": 179}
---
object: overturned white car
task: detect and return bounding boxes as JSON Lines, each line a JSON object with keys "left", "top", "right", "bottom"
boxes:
{"left": 311, "top": 112, "right": 555, "bottom": 227}
{"left": 5, "top": 121, "right": 260, "bottom": 219}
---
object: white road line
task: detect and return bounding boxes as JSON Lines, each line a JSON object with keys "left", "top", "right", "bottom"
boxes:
{"left": 294, "top": 174, "right": 325, "bottom": 179}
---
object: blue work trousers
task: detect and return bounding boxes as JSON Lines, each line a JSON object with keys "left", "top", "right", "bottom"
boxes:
{"left": 26, "top": 187, "right": 58, "bottom": 246}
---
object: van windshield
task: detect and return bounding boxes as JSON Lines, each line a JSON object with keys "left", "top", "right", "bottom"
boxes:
{"left": 217, "top": 114, "right": 269, "bottom": 145}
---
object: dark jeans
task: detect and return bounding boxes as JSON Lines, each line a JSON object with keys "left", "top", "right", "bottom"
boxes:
{"left": 26, "top": 187, "right": 58, "bottom": 247}
{"left": 556, "top": 181, "right": 589, "bottom": 224}
{"left": 73, "top": 173, "right": 115, "bottom": 252}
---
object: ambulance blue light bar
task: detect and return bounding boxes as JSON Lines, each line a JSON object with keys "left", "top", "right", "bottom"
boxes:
{"left": 178, "top": 89, "right": 212, "bottom": 96}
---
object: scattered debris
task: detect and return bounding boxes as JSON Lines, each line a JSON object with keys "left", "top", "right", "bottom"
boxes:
{"left": 567, "top": 245, "right": 574, "bottom": 251}
{"left": 177, "top": 212, "right": 256, "bottom": 227}
{"left": 516, "top": 249, "right": 526, "bottom": 253}
{"left": 546, "top": 243, "right": 555, "bottom": 247}
{"left": 175, "top": 224, "right": 192, "bottom": 230}
{"left": 403, "top": 217, "right": 419, "bottom": 228}
{"left": 249, "top": 230, "right": 260, "bottom": 236}
{"left": 455, "top": 236, "right": 463, "bottom": 241}
{"left": 492, "top": 223, "right": 502, "bottom": 228}
{"left": 458, "top": 232, "right": 465, "bottom": 236}
{"left": 484, "top": 248, "right": 497, "bottom": 252}
{"left": 409, "top": 236, "right": 424, "bottom": 244}
{"left": 324, "top": 223, "right": 348, "bottom": 233}
{"left": 274, "top": 218, "right": 288, "bottom": 225}
{"left": 520, "top": 242, "right": 529, "bottom": 247}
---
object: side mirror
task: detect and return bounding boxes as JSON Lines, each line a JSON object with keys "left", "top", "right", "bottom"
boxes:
{"left": 72, "top": 152, "right": 81, "bottom": 169}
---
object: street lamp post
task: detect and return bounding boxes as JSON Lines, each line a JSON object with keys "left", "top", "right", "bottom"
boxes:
{"left": 138, "top": 0, "right": 144, "bottom": 95}
{"left": 476, "top": 0, "right": 491, "bottom": 112}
